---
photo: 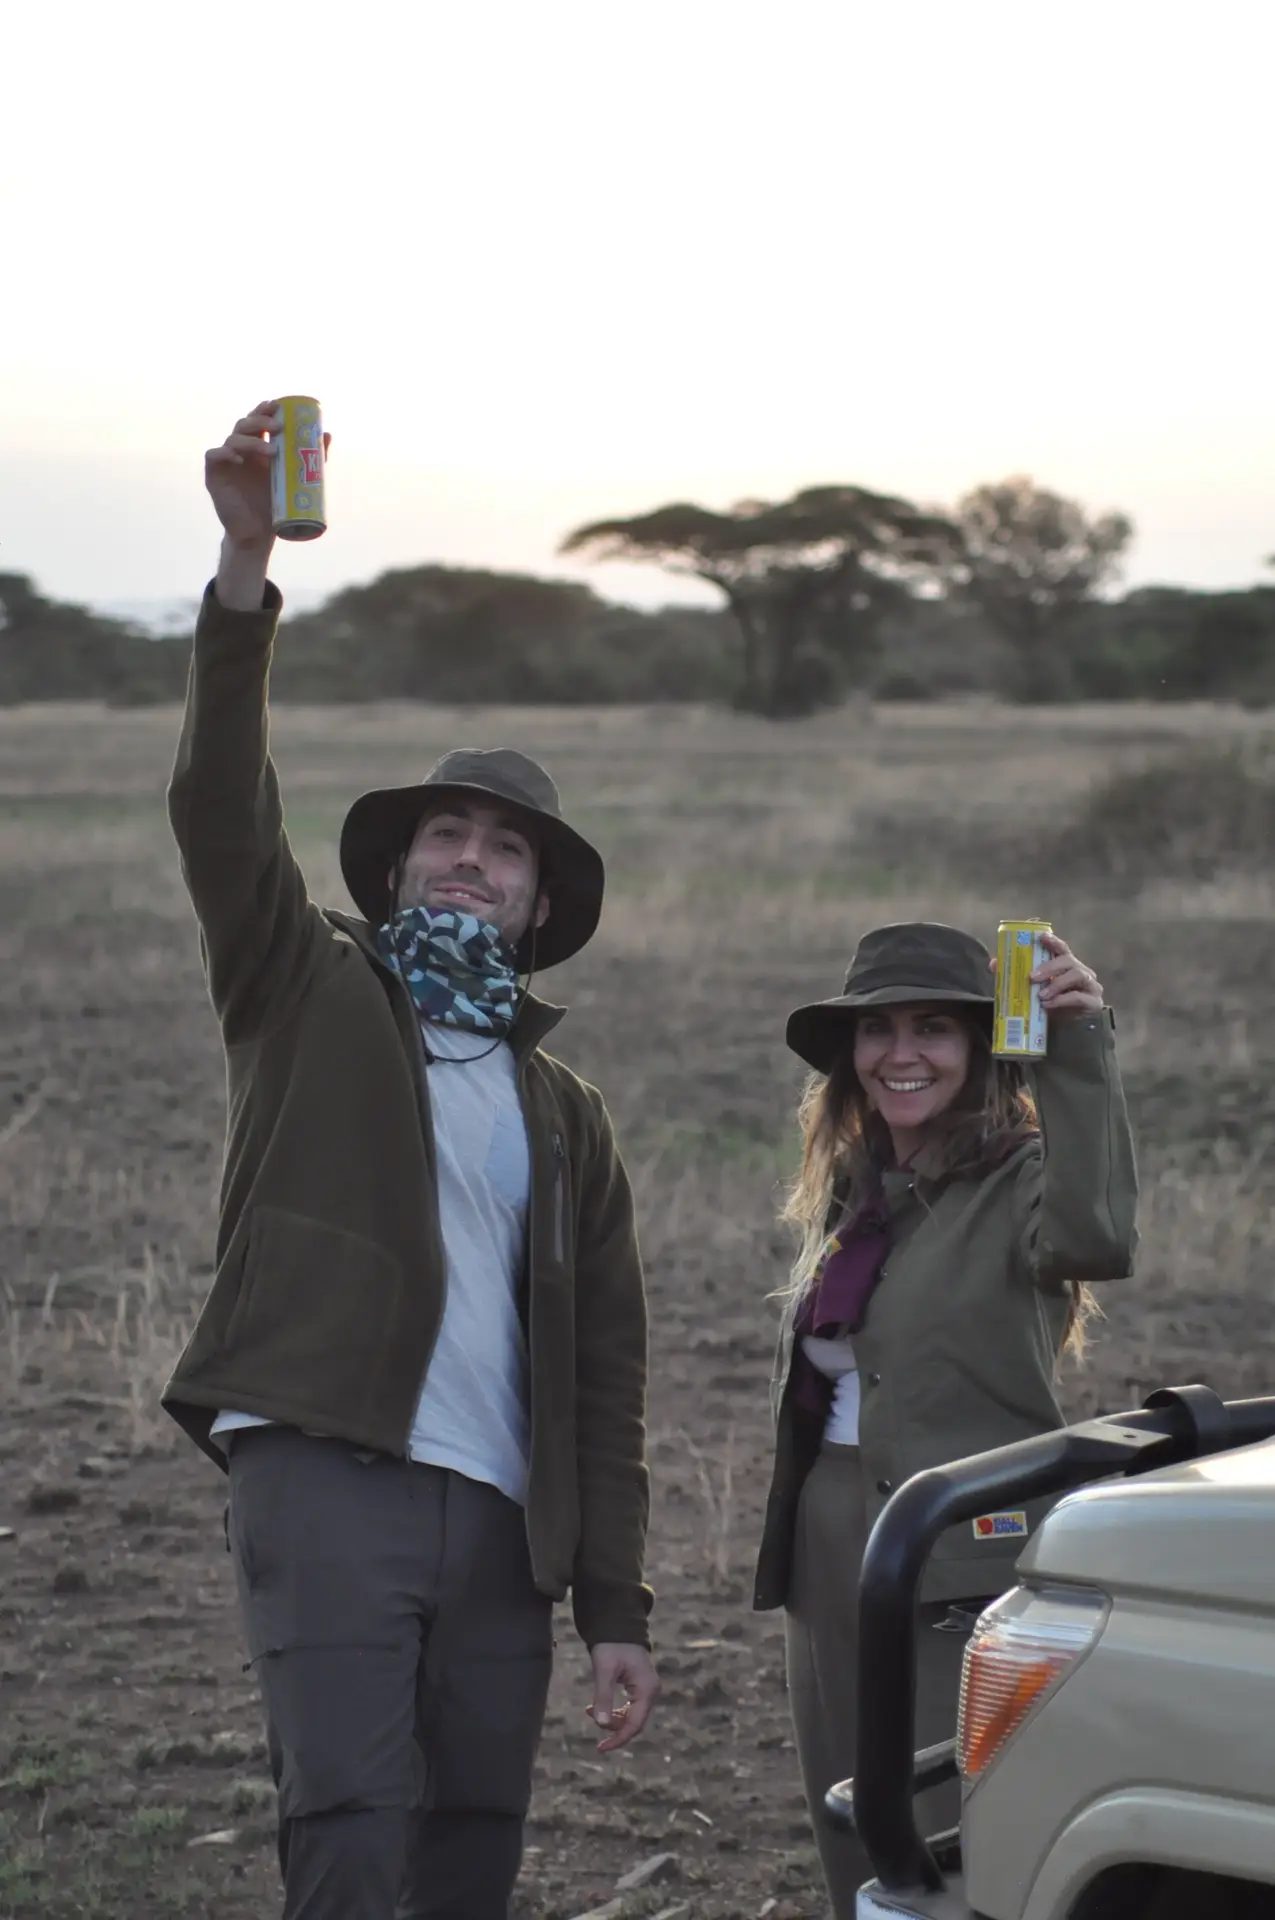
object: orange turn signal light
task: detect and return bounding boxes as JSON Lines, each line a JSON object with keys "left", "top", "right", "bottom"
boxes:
{"left": 958, "top": 1585, "right": 1107, "bottom": 1781}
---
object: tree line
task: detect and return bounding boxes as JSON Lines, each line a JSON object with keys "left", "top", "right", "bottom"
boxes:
{"left": 4, "top": 476, "right": 1274, "bottom": 713}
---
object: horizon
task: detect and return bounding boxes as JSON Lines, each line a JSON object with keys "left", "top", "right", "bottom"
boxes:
{"left": 82, "top": 541, "right": 1275, "bottom": 645}
{"left": 5, "top": 3, "right": 1273, "bottom": 619}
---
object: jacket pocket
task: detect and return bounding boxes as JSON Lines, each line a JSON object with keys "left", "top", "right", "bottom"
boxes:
{"left": 222, "top": 1206, "right": 406, "bottom": 1407}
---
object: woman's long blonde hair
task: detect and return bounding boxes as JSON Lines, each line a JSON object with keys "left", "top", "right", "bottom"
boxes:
{"left": 780, "top": 1008, "right": 1096, "bottom": 1364}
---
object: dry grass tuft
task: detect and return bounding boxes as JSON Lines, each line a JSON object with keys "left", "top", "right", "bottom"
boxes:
{"left": 1, "top": 692, "right": 1274, "bottom": 1918}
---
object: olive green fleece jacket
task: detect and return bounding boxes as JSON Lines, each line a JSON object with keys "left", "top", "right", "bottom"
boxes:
{"left": 754, "top": 1011, "right": 1138, "bottom": 1610}
{"left": 162, "top": 582, "right": 652, "bottom": 1651}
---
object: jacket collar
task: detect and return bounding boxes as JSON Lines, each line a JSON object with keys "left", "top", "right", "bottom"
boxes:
{"left": 881, "top": 1141, "right": 950, "bottom": 1214}
{"left": 880, "top": 1133, "right": 1035, "bottom": 1212}
{"left": 906, "top": 1140, "right": 951, "bottom": 1187}
{"left": 880, "top": 1165, "right": 922, "bottom": 1217}
{"left": 324, "top": 910, "right": 568, "bottom": 1062}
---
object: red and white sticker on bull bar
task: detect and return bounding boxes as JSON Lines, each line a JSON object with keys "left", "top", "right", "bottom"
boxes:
{"left": 973, "top": 1510, "right": 1028, "bottom": 1540}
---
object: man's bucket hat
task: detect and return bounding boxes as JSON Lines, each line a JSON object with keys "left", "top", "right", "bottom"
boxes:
{"left": 340, "top": 748, "right": 604, "bottom": 971}
{"left": 786, "top": 921, "right": 995, "bottom": 1074}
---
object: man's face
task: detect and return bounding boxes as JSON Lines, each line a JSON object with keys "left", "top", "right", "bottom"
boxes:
{"left": 394, "top": 800, "right": 550, "bottom": 949}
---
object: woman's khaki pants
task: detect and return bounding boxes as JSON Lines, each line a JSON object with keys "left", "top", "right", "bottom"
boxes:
{"left": 784, "top": 1442, "right": 985, "bottom": 1919}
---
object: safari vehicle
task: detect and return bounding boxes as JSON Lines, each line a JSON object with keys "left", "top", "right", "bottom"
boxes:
{"left": 828, "top": 1386, "right": 1275, "bottom": 1920}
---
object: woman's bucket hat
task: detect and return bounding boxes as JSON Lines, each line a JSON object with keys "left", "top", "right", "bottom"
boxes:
{"left": 786, "top": 921, "right": 994, "bottom": 1074}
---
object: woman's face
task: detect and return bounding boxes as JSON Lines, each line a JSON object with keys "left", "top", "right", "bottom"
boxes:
{"left": 852, "top": 1004, "right": 973, "bottom": 1142}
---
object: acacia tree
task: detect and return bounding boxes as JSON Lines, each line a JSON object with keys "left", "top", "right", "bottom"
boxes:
{"left": 561, "top": 485, "right": 959, "bottom": 716}
{"left": 955, "top": 477, "right": 1133, "bottom": 701}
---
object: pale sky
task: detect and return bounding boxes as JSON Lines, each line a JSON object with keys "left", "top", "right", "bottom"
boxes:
{"left": 3, "top": 1, "right": 1272, "bottom": 617}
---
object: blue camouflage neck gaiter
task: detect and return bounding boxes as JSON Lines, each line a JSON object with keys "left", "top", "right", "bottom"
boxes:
{"left": 376, "top": 906, "right": 520, "bottom": 1037}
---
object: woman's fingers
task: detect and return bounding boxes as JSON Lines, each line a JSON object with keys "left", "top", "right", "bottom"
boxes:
{"left": 1041, "top": 962, "right": 1103, "bottom": 1010}
{"left": 1032, "top": 935, "right": 1091, "bottom": 986}
{"left": 1041, "top": 962, "right": 1097, "bottom": 992}
{"left": 1043, "top": 974, "right": 1100, "bottom": 999}
{"left": 1045, "top": 991, "right": 1104, "bottom": 1015}
{"left": 1037, "top": 958, "right": 1085, "bottom": 986}
{"left": 986, "top": 930, "right": 1102, "bottom": 1014}
{"left": 1033, "top": 932, "right": 1073, "bottom": 970}
{"left": 1026, "top": 934, "right": 1103, "bottom": 1008}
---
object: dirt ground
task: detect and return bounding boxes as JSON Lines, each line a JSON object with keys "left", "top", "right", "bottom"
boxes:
{"left": 2, "top": 696, "right": 1273, "bottom": 1918}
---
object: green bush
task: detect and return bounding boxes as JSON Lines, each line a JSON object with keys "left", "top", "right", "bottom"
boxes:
{"left": 1057, "top": 747, "right": 1275, "bottom": 880}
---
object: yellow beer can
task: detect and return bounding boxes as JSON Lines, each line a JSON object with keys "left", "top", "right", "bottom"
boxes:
{"left": 270, "top": 395, "right": 326, "bottom": 541}
{"left": 993, "top": 919, "right": 1052, "bottom": 1058}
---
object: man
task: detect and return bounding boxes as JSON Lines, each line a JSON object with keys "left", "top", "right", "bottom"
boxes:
{"left": 163, "top": 401, "right": 658, "bottom": 1920}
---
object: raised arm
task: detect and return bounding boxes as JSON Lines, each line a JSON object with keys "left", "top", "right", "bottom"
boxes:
{"left": 167, "top": 403, "right": 329, "bottom": 1046}
{"left": 1012, "top": 933, "right": 1138, "bottom": 1287}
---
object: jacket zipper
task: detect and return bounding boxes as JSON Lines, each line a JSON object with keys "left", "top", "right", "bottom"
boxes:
{"left": 551, "top": 1131, "right": 566, "bottom": 1264}
{"left": 517, "top": 1067, "right": 562, "bottom": 1574}
{"left": 375, "top": 963, "right": 449, "bottom": 1459}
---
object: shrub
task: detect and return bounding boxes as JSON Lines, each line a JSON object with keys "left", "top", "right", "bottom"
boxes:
{"left": 1056, "top": 747, "right": 1275, "bottom": 881}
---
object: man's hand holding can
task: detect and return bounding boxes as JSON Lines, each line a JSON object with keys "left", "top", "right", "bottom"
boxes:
{"left": 205, "top": 399, "right": 330, "bottom": 611}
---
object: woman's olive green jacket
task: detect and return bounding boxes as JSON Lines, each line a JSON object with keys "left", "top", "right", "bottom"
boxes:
{"left": 754, "top": 1011, "right": 1138, "bottom": 1610}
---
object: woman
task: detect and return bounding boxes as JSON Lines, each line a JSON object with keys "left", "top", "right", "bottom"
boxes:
{"left": 753, "top": 920, "right": 1137, "bottom": 1916}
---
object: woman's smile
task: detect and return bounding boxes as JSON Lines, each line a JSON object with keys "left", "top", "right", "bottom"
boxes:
{"left": 854, "top": 1007, "right": 973, "bottom": 1159}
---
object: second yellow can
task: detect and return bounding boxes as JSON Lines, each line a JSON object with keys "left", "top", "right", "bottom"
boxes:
{"left": 993, "top": 919, "right": 1052, "bottom": 1058}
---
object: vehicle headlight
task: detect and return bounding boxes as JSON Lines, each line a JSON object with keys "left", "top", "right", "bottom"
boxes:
{"left": 957, "top": 1583, "right": 1108, "bottom": 1782}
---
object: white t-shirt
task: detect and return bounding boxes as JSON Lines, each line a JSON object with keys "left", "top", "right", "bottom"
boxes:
{"left": 211, "top": 1022, "right": 532, "bottom": 1505}
{"left": 801, "top": 1333, "right": 861, "bottom": 1446}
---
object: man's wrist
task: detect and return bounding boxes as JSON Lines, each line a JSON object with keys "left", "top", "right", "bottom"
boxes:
{"left": 215, "top": 534, "right": 276, "bottom": 613}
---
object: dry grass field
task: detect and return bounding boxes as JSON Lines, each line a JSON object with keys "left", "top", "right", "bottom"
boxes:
{"left": 2, "top": 694, "right": 1273, "bottom": 1918}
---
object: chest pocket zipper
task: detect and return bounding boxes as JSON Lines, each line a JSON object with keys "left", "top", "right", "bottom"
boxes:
{"left": 551, "top": 1132, "right": 567, "bottom": 1264}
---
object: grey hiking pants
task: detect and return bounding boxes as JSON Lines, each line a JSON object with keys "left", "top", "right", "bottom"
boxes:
{"left": 226, "top": 1426, "right": 554, "bottom": 1920}
{"left": 785, "top": 1442, "right": 990, "bottom": 1920}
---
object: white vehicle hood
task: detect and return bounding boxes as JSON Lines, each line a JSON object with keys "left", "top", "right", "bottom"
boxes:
{"left": 1018, "top": 1436, "right": 1275, "bottom": 1608}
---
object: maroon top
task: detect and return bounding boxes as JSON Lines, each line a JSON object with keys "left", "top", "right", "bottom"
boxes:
{"left": 790, "top": 1193, "right": 891, "bottom": 1418}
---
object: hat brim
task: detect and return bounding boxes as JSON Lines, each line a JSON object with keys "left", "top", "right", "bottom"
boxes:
{"left": 786, "top": 985, "right": 994, "bottom": 1075}
{"left": 339, "top": 780, "right": 604, "bottom": 971}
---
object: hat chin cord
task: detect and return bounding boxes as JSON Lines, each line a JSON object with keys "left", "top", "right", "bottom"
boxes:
{"left": 388, "top": 858, "right": 535, "bottom": 1069}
